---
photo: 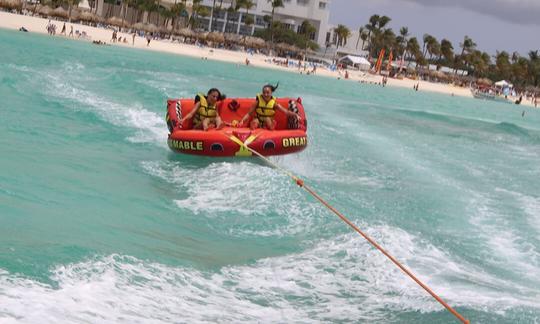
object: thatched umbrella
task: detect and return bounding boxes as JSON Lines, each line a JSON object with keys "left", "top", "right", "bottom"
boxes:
{"left": 159, "top": 26, "right": 171, "bottom": 35}
{"left": 132, "top": 22, "right": 145, "bottom": 31}
{"left": 244, "top": 36, "right": 266, "bottom": 48}
{"left": 178, "top": 28, "right": 195, "bottom": 37}
{"left": 275, "top": 42, "right": 289, "bottom": 51}
{"left": 78, "top": 10, "right": 100, "bottom": 23}
{"left": 196, "top": 32, "right": 208, "bottom": 41}
{"left": 107, "top": 16, "right": 128, "bottom": 28}
{"left": 0, "top": 0, "right": 21, "bottom": 10}
{"left": 38, "top": 4, "right": 52, "bottom": 16}
{"left": 144, "top": 23, "right": 158, "bottom": 33}
{"left": 131, "top": 23, "right": 157, "bottom": 33}
{"left": 69, "top": 9, "right": 80, "bottom": 21}
{"left": 206, "top": 32, "right": 224, "bottom": 43}
{"left": 224, "top": 33, "right": 242, "bottom": 44}
{"left": 476, "top": 77, "right": 493, "bottom": 86}
{"left": 51, "top": 6, "right": 68, "bottom": 19}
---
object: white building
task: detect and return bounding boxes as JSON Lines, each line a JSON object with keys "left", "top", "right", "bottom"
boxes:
{"left": 92, "top": 0, "right": 333, "bottom": 48}
{"left": 195, "top": 0, "right": 332, "bottom": 47}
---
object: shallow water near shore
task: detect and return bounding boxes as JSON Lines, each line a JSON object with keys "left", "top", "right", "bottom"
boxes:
{"left": 1, "top": 28, "right": 540, "bottom": 323}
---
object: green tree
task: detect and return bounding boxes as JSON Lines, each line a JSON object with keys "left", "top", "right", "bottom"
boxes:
{"left": 355, "top": 26, "right": 365, "bottom": 50}
{"left": 440, "top": 39, "right": 454, "bottom": 66}
{"left": 495, "top": 51, "right": 511, "bottom": 80}
{"left": 268, "top": 0, "right": 285, "bottom": 46}
{"left": 299, "top": 20, "right": 317, "bottom": 57}
{"left": 239, "top": 0, "right": 255, "bottom": 34}
{"left": 455, "top": 35, "right": 476, "bottom": 74}
{"left": 334, "top": 24, "right": 351, "bottom": 52}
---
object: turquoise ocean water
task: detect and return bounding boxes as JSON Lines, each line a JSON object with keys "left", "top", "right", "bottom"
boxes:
{"left": 1, "top": 28, "right": 539, "bottom": 323}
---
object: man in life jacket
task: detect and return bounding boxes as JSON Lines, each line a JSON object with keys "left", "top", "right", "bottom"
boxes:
{"left": 240, "top": 83, "right": 300, "bottom": 130}
{"left": 181, "top": 88, "right": 225, "bottom": 130}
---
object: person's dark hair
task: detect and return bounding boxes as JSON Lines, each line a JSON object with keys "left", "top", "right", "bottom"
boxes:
{"left": 207, "top": 88, "right": 226, "bottom": 100}
{"left": 262, "top": 82, "right": 279, "bottom": 93}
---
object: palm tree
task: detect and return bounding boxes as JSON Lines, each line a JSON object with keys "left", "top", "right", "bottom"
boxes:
{"left": 239, "top": 0, "right": 255, "bottom": 35}
{"left": 377, "top": 15, "right": 391, "bottom": 29}
{"left": 355, "top": 26, "right": 364, "bottom": 50}
{"left": 495, "top": 51, "right": 511, "bottom": 80}
{"left": 528, "top": 50, "right": 540, "bottom": 86}
{"left": 299, "top": 20, "right": 316, "bottom": 58}
{"left": 440, "top": 39, "right": 454, "bottom": 66}
{"left": 406, "top": 37, "right": 421, "bottom": 60}
{"left": 359, "top": 30, "right": 369, "bottom": 51}
{"left": 396, "top": 27, "right": 408, "bottom": 52}
{"left": 223, "top": 1, "right": 238, "bottom": 34}
{"left": 268, "top": 0, "right": 284, "bottom": 46}
{"left": 422, "top": 34, "right": 434, "bottom": 57}
{"left": 364, "top": 14, "right": 379, "bottom": 58}
{"left": 334, "top": 24, "right": 351, "bottom": 57}
{"left": 455, "top": 35, "right": 476, "bottom": 74}
{"left": 208, "top": 0, "right": 217, "bottom": 31}
{"left": 169, "top": 2, "right": 185, "bottom": 31}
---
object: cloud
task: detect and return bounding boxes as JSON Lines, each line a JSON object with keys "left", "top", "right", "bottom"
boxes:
{"left": 399, "top": 0, "right": 540, "bottom": 25}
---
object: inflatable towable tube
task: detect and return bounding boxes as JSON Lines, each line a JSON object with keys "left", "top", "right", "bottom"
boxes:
{"left": 166, "top": 97, "right": 308, "bottom": 157}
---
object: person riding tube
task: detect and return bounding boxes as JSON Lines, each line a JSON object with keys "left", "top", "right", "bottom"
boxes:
{"left": 181, "top": 88, "right": 225, "bottom": 130}
{"left": 240, "top": 83, "right": 300, "bottom": 130}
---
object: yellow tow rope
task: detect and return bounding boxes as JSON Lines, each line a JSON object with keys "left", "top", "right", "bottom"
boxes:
{"left": 228, "top": 134, "right": 470, "bottom": 324}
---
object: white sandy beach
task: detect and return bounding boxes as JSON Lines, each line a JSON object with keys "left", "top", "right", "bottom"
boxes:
{"left": 1, "top": 11, "right": 536, "bottom": 107}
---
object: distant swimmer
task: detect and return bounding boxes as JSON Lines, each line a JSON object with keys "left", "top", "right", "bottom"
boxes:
{"left": 515, "top": 96, "right": 522, "bottom": 105}
{"left": 19, "top": 27, "right": 28, "bottom": 32}
{"left": 522, "top": 110, "right": 525, "bottom": 117}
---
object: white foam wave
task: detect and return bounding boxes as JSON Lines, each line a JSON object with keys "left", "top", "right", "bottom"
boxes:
{"left": 42, "top": 69, "right": 167, "bottom": 146}
{"left": 141, "top": 160, "right": 322, "bottom": 237}
{"left": 468, "top": 192, "right": 540, "bottom": 282}
{"left": 1, "top": 226, "right": 538, "bottom": 323}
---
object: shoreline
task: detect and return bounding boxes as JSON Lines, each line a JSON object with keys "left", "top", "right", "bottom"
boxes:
{"left": 1, "top": 11, "right": 536, "bottom": 108}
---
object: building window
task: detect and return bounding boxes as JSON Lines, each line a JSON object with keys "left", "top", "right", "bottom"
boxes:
{"left": 297, "top": 0, "right": 309, "bottom": 6}
{"left": 319, "top": 1, "right": 326, "bottom": 9}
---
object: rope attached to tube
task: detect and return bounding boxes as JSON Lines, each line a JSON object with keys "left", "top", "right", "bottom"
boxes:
{"left": 229, "top": 135, "right": 469, "bottom": 324}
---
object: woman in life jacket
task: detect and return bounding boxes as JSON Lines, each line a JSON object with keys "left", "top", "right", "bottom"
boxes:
{"left": 240, "top": 83, "right": 300, "bottom": 130}
{"left": 181, "top": 88, "right": 225, "bottom": 130}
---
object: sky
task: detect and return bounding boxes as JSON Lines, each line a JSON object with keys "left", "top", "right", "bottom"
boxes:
{"left": 328, "top": 0, "right": 540, "bottom": 56}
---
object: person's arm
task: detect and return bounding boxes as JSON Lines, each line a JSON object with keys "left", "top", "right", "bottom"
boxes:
{"left": 240, "top": 101, "right": 257, "bottom": 125}
{"left": 180, "top": 102, "right": 199, "bottom": 123}
{"left": 275, "top": 103, "right": 301, "bottom": 120}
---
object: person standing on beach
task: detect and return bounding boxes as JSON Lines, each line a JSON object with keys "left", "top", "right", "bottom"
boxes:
{"left": 146, "top": 34, "right": 151, "bottom": 46}
{"left": 132, "top": 33, "right": 136, "bottom": 45}
{"left": 61, "top": 22, "right": 66, "bottom": 35}
{"left": 69, "top": 25, "right": 73, "bottom": 37}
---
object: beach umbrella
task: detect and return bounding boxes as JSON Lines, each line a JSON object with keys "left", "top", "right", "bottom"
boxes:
{"left": 177, "top": 28, "right": 195, "bottom": 37}
{"left": 69, "top": 9, "right": 80, "bottom": 21}
{"left": 206, "top": 32, "right": 225, "bottom": 43}
{"left": 144, "top": 23, "right": 158, "bottom": 33}
{"left": 275, "top": 42, "right": 289, "bottom": 51}
{"left": 244, "top": 36, "right": 265, "bottom": 48}
{"left": 132, "top": 22, "right": 146, "bottom": 31}
{"left": 51, "top": 6, "right": 68, "bottom": 19}
{"left": 131, "top": 23, "right": 157, "bottom": 33}
{"left": 78, "top": 10, "right": 99, "bottom": 22}
{"left": 0, "top": 0, "right": 21, "bottom": 10}
{"left": 476, "top": 78, "right": 493, "bottom": 86}
{"left": 224, "top": 33, "right": 242, "bottom": 44}
{"left": 38, "top": 5, "right": 52, "bottom": 16}
{"left": 196, "top": 31, "right": 208, "bottom": 41}
{"left": 107, "top": 16, "right": 128, "bottom": 27}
